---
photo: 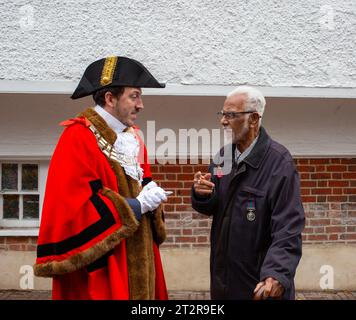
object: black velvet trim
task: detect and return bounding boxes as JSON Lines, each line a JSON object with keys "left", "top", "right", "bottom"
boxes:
{"left": 86, "top": 249, "right": 114, "bottom": 273}
{"left": 37, "top": 179, "right": 115, "bottom": 258}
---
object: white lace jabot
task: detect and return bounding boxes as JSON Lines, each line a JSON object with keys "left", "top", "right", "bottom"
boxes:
{"left": 114, "top": 131, "right": 143, "bottom": 182}
{"left": 94, "top": 106, "right": 143, "bottom": 182}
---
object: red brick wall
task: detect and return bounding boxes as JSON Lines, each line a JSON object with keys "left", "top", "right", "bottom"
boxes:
{"left": 151, "top": 158, "right": 356, "bottom": 248}
{"left": 1, "top": 158, "right": 355, "bottom": 251}
{"left": 0, "top": 236, "right": 37, "bottom": 251}
{"left": 151, "top": 162, "right": 213, "bottom": 249}
{"left": 296, "top": 158, "right": 356, "bottom": 243}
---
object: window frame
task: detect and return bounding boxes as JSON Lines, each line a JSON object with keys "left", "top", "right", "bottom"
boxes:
{"left": 0, "top": 160, "right": 48, "bottom": 228}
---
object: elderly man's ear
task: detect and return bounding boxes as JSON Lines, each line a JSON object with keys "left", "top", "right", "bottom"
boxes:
{"left": 249, "top": 113, "right": 260, "bottom": 126}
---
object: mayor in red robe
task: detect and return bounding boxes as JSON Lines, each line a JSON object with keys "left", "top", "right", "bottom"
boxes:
{"left": 34, "top": 56, "right": 168, "bottom": 300}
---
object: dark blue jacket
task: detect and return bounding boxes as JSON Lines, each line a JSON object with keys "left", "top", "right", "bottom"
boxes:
{"left": 192, "top": 127, "right": 305, "bottom": 300}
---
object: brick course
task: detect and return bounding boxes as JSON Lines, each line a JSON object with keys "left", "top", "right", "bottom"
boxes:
{"left": 1, "top": 158, "right": 355, "bottom": 251}
{"left": 0, "top": 237, "right": 37, "bottom": 251}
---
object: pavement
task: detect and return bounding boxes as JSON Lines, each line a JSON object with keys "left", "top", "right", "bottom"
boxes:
{"left": 0, "top": 290, "right": 356, "bottom": 300}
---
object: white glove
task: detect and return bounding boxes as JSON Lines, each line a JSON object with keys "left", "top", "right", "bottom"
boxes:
{"left": 137, "top": 185, "right": 167, "bottom": 214}
{"left": 141, "top": 181, "right": 158, "bottom": 193}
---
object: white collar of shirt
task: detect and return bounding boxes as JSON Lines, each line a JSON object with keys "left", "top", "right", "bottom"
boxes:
{"left": 235, "top": 134, "right": 259, "bottom": 165}
{"left": 94, "top": 105, "right": 127, "bottom": 134}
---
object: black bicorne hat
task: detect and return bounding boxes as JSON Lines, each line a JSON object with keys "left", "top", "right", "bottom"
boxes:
{"left": 71, "top": 56, "right": 165, "bottom": 99}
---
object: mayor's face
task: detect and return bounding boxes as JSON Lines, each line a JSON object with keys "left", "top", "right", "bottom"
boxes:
{"left": 113, "top": 87, "right": 143, "bottom": 127}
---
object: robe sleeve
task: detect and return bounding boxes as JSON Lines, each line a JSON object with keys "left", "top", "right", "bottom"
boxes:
{"left": 34, "top": 121, "right": 139, "bottom": 277}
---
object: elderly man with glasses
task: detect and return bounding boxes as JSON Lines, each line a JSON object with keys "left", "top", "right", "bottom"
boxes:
{"left": 191, "top": 86, "right": 305, "bottom": 300}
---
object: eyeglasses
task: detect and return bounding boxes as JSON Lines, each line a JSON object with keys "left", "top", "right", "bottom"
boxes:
{"left": 217, "top": 110, "right": 259, "bottom": 120}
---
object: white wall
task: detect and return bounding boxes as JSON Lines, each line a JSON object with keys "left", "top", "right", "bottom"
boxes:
{"left": 0, "top": 93, "right": 355, "bottom": 158}
{"left": 0, "top": 93, "right": 86, "bottom": 158}
{"left": 261, "top": 98, "right": 356, "bottom": 157}
{"left": 0, "top": 1, "right": 355, "bottom": 87}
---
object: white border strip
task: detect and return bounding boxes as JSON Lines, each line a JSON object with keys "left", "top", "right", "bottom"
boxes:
{"left": 0, "top": 228, "right": 39, "bottom": 236}
{"left": 1, "top": 80, "right": 356, "bottom": 98}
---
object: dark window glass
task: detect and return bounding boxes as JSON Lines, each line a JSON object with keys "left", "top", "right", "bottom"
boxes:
{"left": 23, "top": 195, "right": 39, "bottom": 219}
{"left": 1, "top": 164, "right": 18, "bottom": 190}
{"left": 22, "top": 164, "right": 38, "bottom": 191}
{"left": 3, "top": 195, "right": 19, "bottom": 219}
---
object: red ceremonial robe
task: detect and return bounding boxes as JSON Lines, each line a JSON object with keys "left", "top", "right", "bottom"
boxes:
{"left": 34, "top": 108, "right": 168, "bottom": 300}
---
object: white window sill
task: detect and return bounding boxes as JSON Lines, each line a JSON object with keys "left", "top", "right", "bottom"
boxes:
{"left": 0, "top": 228, "right": 39, "bottom": 236}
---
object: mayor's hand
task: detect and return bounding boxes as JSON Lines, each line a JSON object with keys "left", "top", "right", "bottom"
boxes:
{"left": 253, "top": 277, "right": 284, "bottom": 300}
{"left": 137, "top": 185, "right": 167, "bottom": 214}
{"left": 193, "top": 171, "right": 215, "bottom": 198}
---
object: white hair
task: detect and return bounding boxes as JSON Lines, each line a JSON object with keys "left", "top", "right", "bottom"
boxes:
{"left": 227, "top": 86, "right": 266, "bottom": 120}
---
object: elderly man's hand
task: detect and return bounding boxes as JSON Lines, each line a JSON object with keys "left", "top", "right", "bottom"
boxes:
{"left": 253, "top": 277, "right": 284, "bottom": 300}
{"left": 193, "top": 171, "right": 215, "bottom": 198}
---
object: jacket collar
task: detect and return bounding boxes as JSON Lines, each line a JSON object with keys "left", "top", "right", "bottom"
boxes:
{"left": 78, "top": 107, "right": 117, "bottom": 145}
{"left": 241, "top": 126, "right": 271, "bottom": 169}
{"left": 235, "top": 133, "right": 259, "bottom": 165}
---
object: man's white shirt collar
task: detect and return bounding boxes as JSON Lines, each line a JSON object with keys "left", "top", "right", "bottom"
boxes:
{"left": 94, "top": 105, "right": 126, "bottom": 134}
{"left": 235, "top": 134, "right": 259, "bottom": 165}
